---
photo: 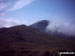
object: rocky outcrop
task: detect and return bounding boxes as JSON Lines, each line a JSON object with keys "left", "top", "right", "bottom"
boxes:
{"left": 29, "top": 20, "right": 49, "bottom": 32}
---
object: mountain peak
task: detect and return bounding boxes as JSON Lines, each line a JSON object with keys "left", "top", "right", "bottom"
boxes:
{"left": 29, "top": 20, "right": 49, "bottom": 32}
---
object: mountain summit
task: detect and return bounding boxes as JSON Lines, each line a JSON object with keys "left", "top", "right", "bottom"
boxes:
{"left": 29, "top": 20, "right": 49, "bottom": 32}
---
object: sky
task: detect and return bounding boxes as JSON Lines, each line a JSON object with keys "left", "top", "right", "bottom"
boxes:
{"left": 0, "top": 0, "right": 75, "bottom": 35}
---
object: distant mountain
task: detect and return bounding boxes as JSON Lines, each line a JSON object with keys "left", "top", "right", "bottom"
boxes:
{"left": 0, "top": 24, "right": 75, "bottom": 56}
{"left": 29, "top": 20, "right": 75, "bottom": 39}
{"left": 29, "top": 20, "right": 49, "bottom": 33}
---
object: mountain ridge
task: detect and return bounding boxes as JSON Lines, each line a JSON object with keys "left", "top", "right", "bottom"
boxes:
{"left": 0, "top": 24, "right": 75, "bottom": 56}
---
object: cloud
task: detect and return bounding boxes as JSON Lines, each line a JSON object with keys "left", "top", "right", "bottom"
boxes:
{"left": 8, "top": 0, "right": 33, "bottom": 11}
{"left": 0, "top": 17, "right": 21, "bottom": 28}
{"left": 0, "top": 3, "right": 8, "bottom": 11}
{"left": 61, "top": 22, "right": 75, "bottom": 35}
{"left": 47, "top": 19, "right": 75, "bottom": 35}
{"left": 0, "top": 0, "right": 34, "bottom": 16}
{"left": 0, "top": 17, "right": 31, "bottom": 28}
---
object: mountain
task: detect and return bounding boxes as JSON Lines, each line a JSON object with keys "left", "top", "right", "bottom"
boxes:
{"left": 0, "top": 24, "right": 75, "bottom": 56}
{"left": 29, "top": 20, "right": 75, "bottom": 40}
{"left": 29, "top": 20, "right": 49, "bottom": 33}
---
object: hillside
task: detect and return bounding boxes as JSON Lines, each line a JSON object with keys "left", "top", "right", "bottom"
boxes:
{"left": 0, "top": 25, "right": 75, "bottom": 56}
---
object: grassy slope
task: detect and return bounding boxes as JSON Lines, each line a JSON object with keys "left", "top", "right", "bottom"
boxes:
{"left": 0, "top": 25, "right": 75, "bottom": 53}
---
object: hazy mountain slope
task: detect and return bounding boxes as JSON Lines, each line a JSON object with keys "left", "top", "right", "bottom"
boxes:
{"left": 29, "top": 20, "right": 49, "bottom": 33}
{"left": 0, "top": 25, "right": 75, "bottom": 56}
{"left": 0, "top": 24, "right": 75, "bottom": 54}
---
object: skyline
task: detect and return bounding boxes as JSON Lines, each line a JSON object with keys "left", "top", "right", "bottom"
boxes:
{"left": 0, "top": 0, "right": 75, "bottom": 35}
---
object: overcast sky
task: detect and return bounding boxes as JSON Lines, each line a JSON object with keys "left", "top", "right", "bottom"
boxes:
{"left": 0, "top": 0, "right": 75, "bottom": 35}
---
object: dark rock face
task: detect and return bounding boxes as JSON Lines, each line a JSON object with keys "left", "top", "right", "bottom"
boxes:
{"left": 29, "top": 20, "right": 49, "bottom": 32}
